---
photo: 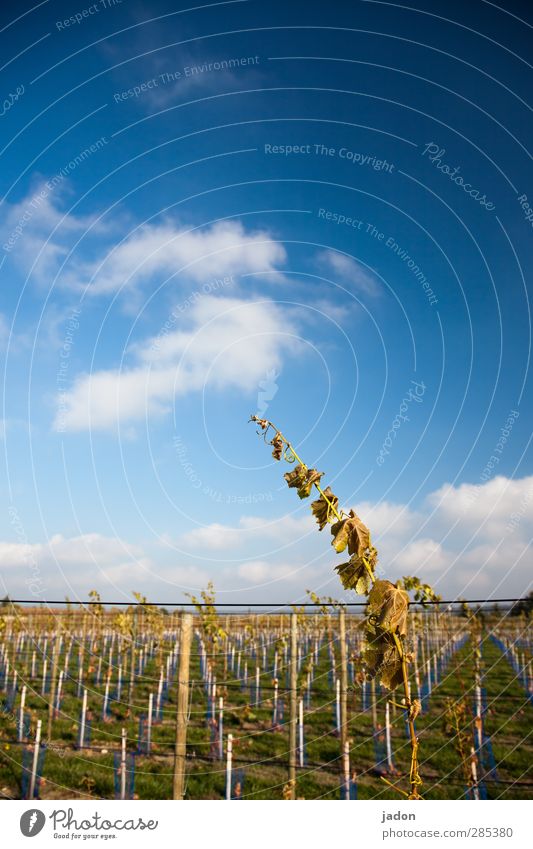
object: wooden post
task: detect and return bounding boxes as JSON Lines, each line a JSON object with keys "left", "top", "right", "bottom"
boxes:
{"left": 172, "top": 613, "right": 193, "bottom": 800}
{"left": 288, "top": 613, "right": 298, "bottom": 799}
{"left": 298, "top": 698, "right": 304, "bottom": 766}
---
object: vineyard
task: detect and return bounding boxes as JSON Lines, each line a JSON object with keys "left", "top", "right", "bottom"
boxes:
{"left": 0, "top": 602, "right": 531, "bottom": 801}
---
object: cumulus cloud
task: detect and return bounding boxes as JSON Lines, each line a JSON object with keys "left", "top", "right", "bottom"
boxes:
{"left": 176, "top": 475, "right": 533, "bottom": 599}
{"left": 428, "top": 475, "right": 533, "bottom": 534}
{"left": 1, "top": 476, "right": 530, "bottom": 601}
{"left": 71, "top": 219, "right": 286, "bottom": 296}
{"left": 0, "top": 180, "right": 98, "bottom": 284}
{"left": 318, "top": 249, "right": 381, "bottom": 297}
{"left": 178, "top": 514, "right": 314, "bottom": 552}
{"left": 237, "top": 560, "right": 303, "bottom": 585}
{"left": 0, "top": 532, "right": 152, "bottom": 595}
{"left": 369, "top": 476, "right": 533, "bottom": 597}
{"left": 55, "top": 296, "right": 302, "bottom": 431}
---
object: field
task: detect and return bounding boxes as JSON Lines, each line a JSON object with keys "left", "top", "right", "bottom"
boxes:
{"left": 0, "top": 606, "right": 531, "bottom": 801}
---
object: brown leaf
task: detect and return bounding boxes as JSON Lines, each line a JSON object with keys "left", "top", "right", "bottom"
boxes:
{"left": 368, "top": 580, "right": 409, "bottom": 637}
{"left": 284, "top": 465, "right": 324, "bottom": 499}
{"left": 310, "top": 487, "right": 339, "bottom": 530}
{"left": 271, "top": 434, "right": 284, "bottom": 461}
{"left": 331, "top": 510, "right": 371, "bottom": 555}
{"left": 335, "top": 556, "right": 373, "bottom": 595}
{"left": 408, "top": 699, "right": 422, "bottom": 722}
{"left": 362, "top": 631, "right": 404, "bottom": 690}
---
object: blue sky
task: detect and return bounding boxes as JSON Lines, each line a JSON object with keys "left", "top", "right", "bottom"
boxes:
{"left": 1, "top": 0, "right": 532, "bottom": 604}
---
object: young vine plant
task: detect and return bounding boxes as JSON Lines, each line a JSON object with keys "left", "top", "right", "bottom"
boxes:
{"left": 249, "top": 415, "right": 440, "bottom": 799}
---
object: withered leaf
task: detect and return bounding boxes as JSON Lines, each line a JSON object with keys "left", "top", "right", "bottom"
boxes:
{"left": 335, "top": 555, "right": 373, "bottom": 595}
{"left": 362, "top": 631, "right": 404, "bottom": 690}
{"left": 310, "top": 487, "right": 339, "bottom": 530}
{"left": 331, "top": 510, "right": 371, "bottom": 555}
{"left": 408, "top": 699, "right": 422, "bottom": 722}
{"left": 284, "top": 465, "right": 324, "bottom": 499}
{"left": 271, "top": 434, "right": 284, "bottom": 461}
{"left": 368, "top": 579, "right": 409, "bottom": 637}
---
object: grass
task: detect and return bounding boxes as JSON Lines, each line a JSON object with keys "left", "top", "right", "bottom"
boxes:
{"left": 0, "top": 618, "right": 531, "bottom": 800}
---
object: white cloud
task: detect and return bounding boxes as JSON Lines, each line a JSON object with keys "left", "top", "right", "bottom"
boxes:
{"left": 237, "top": 559, "right": 303, "bottom": 585}
{"left": 354, "top": 500, "right": 419, "bottom": 540}
{"left": 1, "top": 180, "right": 97, "bottom": 283}
{"left": 179, "top": 523, "right": 243, "bottom": 551}
{"left": 367, "top": 476, "right": 533, "bottom": 596}
{"left": 318, "top": 250, "right": 380, "bottom": 296}
{"left": 72, "top": 219, "right": 286, "bottom": 297}
{"left": 0, "top": 532, "right": 152, "bottom": 594}
{"left": 391, "top": 538, "right": 449, "bottom": 576}
{"left": 180, "top": 475, "right": 533, "bottom": 599}
{"left": 428, "top": 475, "right": 533, "bottom": 535}
{"left": 55, "top": 296, "right": 302, "bottom": 431}
{"left": 0, "top": 475, "right": 530, "bottom": 601}
{"left": 179, "top": 513, "right": 314, "bottom": 552}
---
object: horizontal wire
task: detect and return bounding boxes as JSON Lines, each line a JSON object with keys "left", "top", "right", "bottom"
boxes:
{"left": 2, "top": 597, "right": 529, "bottom": 608}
